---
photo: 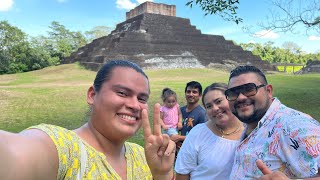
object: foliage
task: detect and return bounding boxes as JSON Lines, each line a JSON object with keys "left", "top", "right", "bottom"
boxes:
{"left": 186, "top": 0, "right": 242, "bottom": 24}
{"left": 47, "top": 21, "right": 87, "bottom": 62}
{"left": 0, "top": 21, "right": 88, "bottom": 74}
{"left": 1, "top": 18, "right": 319, "bottom": 75}
{"left": 186, "top": 0, "right": 320, "bottom": 34}
{"left": 0, "top": 21, "right": 48, "bottom": 74}
{"left": 85, "top": 26, "right": 111, "bottom": 43}
{"left": 240, "top": 41, "right": 320, "bottom": 65}
{"left": 261, "top": 0, "right": 320, "bottom": 34}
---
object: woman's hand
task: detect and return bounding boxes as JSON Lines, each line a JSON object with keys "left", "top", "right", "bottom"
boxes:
{"left": 142, "top": 103, "right": 176, "bottom": 180}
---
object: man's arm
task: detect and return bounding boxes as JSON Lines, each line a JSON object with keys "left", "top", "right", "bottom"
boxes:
{"left": 177, "top": 107, "right": 182, "bottom": 130}
{"left": 0, "top": 129, "right": 58, "bottom": 180}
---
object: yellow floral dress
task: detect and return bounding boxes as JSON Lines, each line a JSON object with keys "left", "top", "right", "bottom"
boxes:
{"left": 29, "top": 124, "right": 152, "bottom": 180}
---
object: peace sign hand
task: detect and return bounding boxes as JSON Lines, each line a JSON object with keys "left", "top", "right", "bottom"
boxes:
{"left": 142, "top": 103, "right": 176, "bottom": 180}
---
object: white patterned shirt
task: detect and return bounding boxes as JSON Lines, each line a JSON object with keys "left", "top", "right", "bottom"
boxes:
{"left": 230, "top": 98, "right": 320, "bottom": 179}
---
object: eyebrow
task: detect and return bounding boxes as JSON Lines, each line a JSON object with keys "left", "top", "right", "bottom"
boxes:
{"left": 205, "top": 97, "right": 222, "bottom": 106}
{"left": 187, "top": 89, "right": 199, "bottom": 93}
{"left": 112, "top": 84, "right": 149, "bottom": 98}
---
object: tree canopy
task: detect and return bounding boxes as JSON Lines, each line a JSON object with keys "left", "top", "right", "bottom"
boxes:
{"left": 186, "top": 0, "right": 242, "bottom": 24}
{"left": 0, "top": 19, "right": 319, "bottom": 74}
{"left": 85, "top": 26, "right": 111, "bottom": 42}
{"left": 0, "top": 21, "right": 88, "bottom": 74}
{"left": 186, "top": 0, "right": 320, "bottom": 34}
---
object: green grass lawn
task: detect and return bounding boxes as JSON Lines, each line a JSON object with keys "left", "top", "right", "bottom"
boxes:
{"left": 1, "top": 63, "right": 319, "bottom": 145}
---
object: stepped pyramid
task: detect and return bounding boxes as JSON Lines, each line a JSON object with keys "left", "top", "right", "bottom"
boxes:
{"left": 65, "top": 2, "right": 273, "bottom": 71}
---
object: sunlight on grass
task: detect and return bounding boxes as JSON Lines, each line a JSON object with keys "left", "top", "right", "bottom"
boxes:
{"left": 1, "top": 63, "right": 319, "bottom": 145}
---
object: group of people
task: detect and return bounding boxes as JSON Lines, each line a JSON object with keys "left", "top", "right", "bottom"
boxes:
{"left": 0, "top": 60, "right": 319, "bottom": 180}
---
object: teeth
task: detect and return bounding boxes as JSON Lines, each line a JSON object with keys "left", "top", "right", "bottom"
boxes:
{"left": 119, "top": 114, "right": 137, "bottom": 121}
{"left": 237, "top": 103, "right": 250, "bottom": 108}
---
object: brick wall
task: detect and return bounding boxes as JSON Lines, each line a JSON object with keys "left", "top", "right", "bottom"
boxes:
{"left": 126, "top": 2, "right": 175, "bottom": 20}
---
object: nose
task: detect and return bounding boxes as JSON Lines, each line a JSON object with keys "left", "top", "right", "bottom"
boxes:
{"left": 126, "top": 97, "right": 141, "bottom": 112}
{"left": 211, "top": 104, "right": 219, "bottom": 111}
{"left": 236, "top": 92, "right": 247, "bottom": 101}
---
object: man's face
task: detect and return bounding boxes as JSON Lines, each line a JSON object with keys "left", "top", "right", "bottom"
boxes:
{"left": 227, "top": 73, "right": 273, "bottom": 124}
{"left": 185, "top": 87, "right": 201, "bottom": 105}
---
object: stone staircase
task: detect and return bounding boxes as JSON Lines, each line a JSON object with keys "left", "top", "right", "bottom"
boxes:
{"left": 65, "top": 13, "right": 273, "bottom": 71}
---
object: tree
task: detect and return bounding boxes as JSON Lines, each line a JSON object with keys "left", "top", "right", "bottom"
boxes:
{"left": 239, "top": 41, "right": 315, "bottom": 64}
{"left": 186, "top": 0, "right": 320, "bottom": 34}
{"left": 47, "top": 21, "right": 87, "bottom": 62}
{"left": 261, "top": 0, "right": 320, "bottom": 34}
{"left": 0, "top": 21, "right": 72, "bottom": 74}
{"left": 0, "top": 21, "right": 30, "bottom": 73}
{"left": 29, "top": 36, "right": 60, "bottom": 69}
{"left": 85, "top": 26, "right": 111, "bottom": 42}
{"left": 281, "top": 41, "right": 302, "bottom": 54}
{"left": 186, "top": 0, "right": 242, "bottom": 24}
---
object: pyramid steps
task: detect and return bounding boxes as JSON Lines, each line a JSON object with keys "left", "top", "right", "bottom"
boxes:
{"left": 66, "top": 13, "right": 273, "bottom": 71}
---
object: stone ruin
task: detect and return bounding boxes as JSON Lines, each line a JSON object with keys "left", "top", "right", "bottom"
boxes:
{"left": 126, "top": 2, "right": 176, "bottom": 19}
{"left": 297, "top": 60, "right": 320, "bottom": 74}
{"left": 65, "top": 1, "right": 274, "bottom": 71}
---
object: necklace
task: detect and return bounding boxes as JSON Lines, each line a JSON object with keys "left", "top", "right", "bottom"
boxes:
{"left": 215, "top": 123, "right": 241, "bottom": 138}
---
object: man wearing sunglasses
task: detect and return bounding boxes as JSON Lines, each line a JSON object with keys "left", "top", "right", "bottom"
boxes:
{"left": 226, "top": 65, "right": 320, "bottom": 179}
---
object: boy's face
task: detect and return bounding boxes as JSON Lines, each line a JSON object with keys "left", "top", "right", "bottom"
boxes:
{"left": 185, "top": 87, "right": 201, "bottom": 105}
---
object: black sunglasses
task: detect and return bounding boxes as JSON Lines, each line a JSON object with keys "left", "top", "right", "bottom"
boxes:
{"left": 225, "top": 83, "right": 266, "bottom": 101}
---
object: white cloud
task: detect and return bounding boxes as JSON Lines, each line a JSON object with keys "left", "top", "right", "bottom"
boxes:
{"left": 253, "top": 30, "right": 279, "bottom": 39}
{"left": 308, "top": 35, "right": 320, "bottom": 41}
{"left": 247, "top": 40, "right": 256, "bottom": 44}
{"left": 136, "top": 0, "right": 153, "bottom": 3}
{"left": 0, "top": 0, "right": 14, "bottom": 11}
{"left": 116, "top": 0, "right": 137, "bottom": 10}
{"left": 116, "top": 0, "right": 153, "bottom": 10}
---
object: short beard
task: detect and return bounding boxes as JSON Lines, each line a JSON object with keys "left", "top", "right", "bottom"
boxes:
{"left": 233, "top": 100, "right": 268, "bottom": 124}
{"left": 233, "top": 108, "right": 267, "bottom": 124}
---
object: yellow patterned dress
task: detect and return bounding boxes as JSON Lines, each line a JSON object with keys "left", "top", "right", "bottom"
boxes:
{"left": 29, "top": 124, "right": 152, "bottom": 180}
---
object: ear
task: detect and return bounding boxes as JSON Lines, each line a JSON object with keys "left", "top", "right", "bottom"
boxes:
{"left": 266, "top": 84, "right": 273, "bottom": 99}
{"left": 87, "top": 86, "right": 95, "bottom": 105}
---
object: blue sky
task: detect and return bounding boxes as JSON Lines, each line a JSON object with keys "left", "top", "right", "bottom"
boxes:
{"left": 1, "top": 0, "right": 319, "bottom": 53}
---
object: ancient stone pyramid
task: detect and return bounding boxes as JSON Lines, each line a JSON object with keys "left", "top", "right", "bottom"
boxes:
{"left": 65, "top": 2, "right": 273, "bottom": 71}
